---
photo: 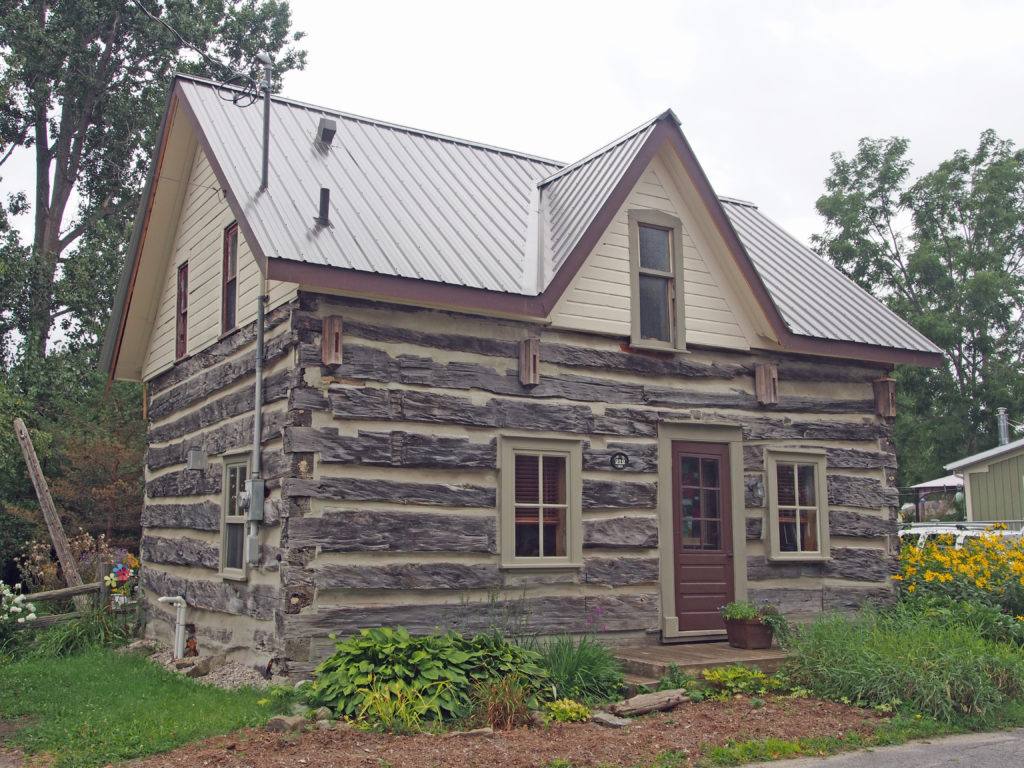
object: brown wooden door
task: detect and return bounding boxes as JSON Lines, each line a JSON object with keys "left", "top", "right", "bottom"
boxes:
{"left": 672, "top": 442, "right": 734, "bottom": 632}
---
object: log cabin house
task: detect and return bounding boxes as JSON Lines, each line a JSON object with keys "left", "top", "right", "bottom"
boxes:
{"left": 101, "top": 74, "right": 942, "bottom": 670}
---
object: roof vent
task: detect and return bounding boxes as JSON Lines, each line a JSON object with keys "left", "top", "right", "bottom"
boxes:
{"left": 998, "top": 407, "right": 1010, "bottom": 445}
{"left": 315, "top": 187, "right": 330, "bottom": 227}
{"left": 316, "top": 117, "right": 337, "bottom": 145}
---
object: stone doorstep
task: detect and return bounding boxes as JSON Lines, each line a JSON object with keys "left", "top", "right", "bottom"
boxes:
{"left": 613, "top": 641, "right": 787, "bottom": 681}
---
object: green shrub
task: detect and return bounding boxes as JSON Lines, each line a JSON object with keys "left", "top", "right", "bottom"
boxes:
{"left": 544, "top": 698, "right": 590, "bottom": 723}
{"left": 538, "top": 633, "right": 623, "bottom": 704}
{"left": 353, "top": 680, "right": 451, "bottom": 733}
{"left": 900, "top": 595, "right": 1024, "bottom": 646}
{"left": 308, "top": 626, "right": 550, "bottom": 726}
{"left": 784, "top": 606, "right": 1024, "bottom": 721}
{"left": 30, "top": 607, "right": 138, "bottom": 657}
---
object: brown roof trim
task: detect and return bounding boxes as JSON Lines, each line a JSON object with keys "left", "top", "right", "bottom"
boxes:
{"left": 781, "top": 335, "right": 943, "bottom": 367}
{"left": 173, "top": 82, "right": 270, "bottom": 274}
{"left": 265, "top": 258, "right": 542, "bottom": 317}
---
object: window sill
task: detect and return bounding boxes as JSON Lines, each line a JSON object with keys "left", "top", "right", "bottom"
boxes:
{"left": 627, "top": 339, "right": 688, "bottom": 355}
{"left": 219, "top": 570, "right": 248, "bottom": 582}
{"left": 500, "top": 561, "right": 582, "bottom": 571}
{"left": 765, "top": 552, "right": 830, "bottom": 563}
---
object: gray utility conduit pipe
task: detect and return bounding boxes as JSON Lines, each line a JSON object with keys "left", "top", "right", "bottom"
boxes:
{"left": 157, "top": 595, "right": 187, "bottom": 659}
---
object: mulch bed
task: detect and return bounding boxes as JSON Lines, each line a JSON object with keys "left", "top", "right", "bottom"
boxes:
{"left": 128, "top": 696, "right": 883, "bottom": 767}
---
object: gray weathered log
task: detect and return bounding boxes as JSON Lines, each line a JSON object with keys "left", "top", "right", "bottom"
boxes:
{"left": 582, "top": 557, "right": 659, "bottom": 586}
{"left": 140, "top": 534, "right": 220, "bottom": 571}
{"left": 829, "top": 509, "right": 896, "bottom": 538}
{"left": 583, "top": 442, "right": 657, "bottom": 473}
{"left": 146, "top": 302, "right": 295, "bottom": 396}
{"left": 744, "top": 444, "right": 896, "bottom": 471}
{"left": 24, "top": 581, "right": 102, "bottom": 603}
{"left": 282, "top": 477, "right": 495, "bottom": 508}
{"left": 146, "top": 465, "right": 222, "bottom": 498}
{"left": 540, "top": 343, "right": 743, "bottom": 379}
{"left": 583, "top": 516, "right": 659, "bottom": 549}
{"left": 284, "top": 427, "right": 496, "bottom": 468}
{"left": 285, "top": 510, "right": 497, "bottom": 553}
{"left": 583, "top": 480, "right": 658, "bottom": 509}
{"left": 140, "top": 568, "right": 279, "bottom": 620}
{"left": 828, "top": 475, "right": 899, "bottom": 509}
{"left": 147, "top": 370, "right": 296, "bottom": 445}
{"left": 141, "top": 502, "right": 221, "bottom": 531}
{"left": 609, "top": 689, "right": 689, "bottom": 716}
{"left": 283, "top": 594, "right": 659, "bottom": 639}
{"left": 823, "top": 547, "right": 897, "bottom": 582}
{"left": 338, "top": 317, "right": 521, "bottom": 360}
{"left": 313, "top": 562, "right": 500, "bottom": 590}
{"left": 146, "top": 411, "right": 288, "bottom": 471}
{"left": 746, "top": 516, "right": 763, "bottom": 540}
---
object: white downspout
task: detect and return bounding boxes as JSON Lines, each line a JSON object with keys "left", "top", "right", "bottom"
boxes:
{"left": 157, "top": 595, "right": 187, "bottom": 659}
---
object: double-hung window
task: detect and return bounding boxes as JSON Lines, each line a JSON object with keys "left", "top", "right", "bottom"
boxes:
{"left": 628, "top": 209, "right": 685, "bottom": 350}
{"left": 221, "top": 455, "right": 249, "bottom": 578}
{"left": 500, "top": 437, "right": 582, "bottom": 567}
{"left": 222, "top": 223, "right": 238, "bottom": 333}
{"left": 175, "top": 263, "right": 188, "bottom": 359}
{"left": 765, "top": 449, "right": 829, "bottom": 561}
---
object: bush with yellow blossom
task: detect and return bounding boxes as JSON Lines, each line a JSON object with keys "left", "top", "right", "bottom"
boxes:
{"left": 896, "top": 527, "right": 1024, "bottom": 616}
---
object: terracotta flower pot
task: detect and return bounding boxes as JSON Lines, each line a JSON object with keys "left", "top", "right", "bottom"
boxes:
{"left": 723, "top": 617, "right": 774, "bottom": 649}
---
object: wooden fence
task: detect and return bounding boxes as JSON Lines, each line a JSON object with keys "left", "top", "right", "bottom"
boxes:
{"left": 16, "top": 579, "right": 109, "bottom": 630}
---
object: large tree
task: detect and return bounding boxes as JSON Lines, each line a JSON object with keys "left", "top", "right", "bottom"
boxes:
{"left": 814, "top": 131, "right": 1024, "bottom": 485}
{"left": 0, "top": 0, "right": 305, "bottom": 365}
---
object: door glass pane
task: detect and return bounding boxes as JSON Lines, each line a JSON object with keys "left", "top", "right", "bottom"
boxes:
{"left": 638, "top": 225, "right": 670, "bottom": 271}
{"left": 798, "top": 464, "right": 816, "bottom": 505}
{"left": 680, "top": 457, "right": 699, "bottom": 483}
{"left": 776, "top": 463, "right": 796, "bottom": 506}
{"left": 703, "top": 520, "right": 720, "bottom": 549}
{"left": 682, "top": 518, "right": 701, "bottom": 549}
{"left": 701, "top": 458, "right": 719, "bottom": 488}
{"left": 702, "top": 490, "right": 720, "bottom": 521}
{"left": 638, "top": 274, "right": 671, "bottom": 342}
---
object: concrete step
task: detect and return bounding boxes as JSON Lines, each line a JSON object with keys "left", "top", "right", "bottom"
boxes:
{"left": 614, "top": 641, "right": 787, "bottom": 681}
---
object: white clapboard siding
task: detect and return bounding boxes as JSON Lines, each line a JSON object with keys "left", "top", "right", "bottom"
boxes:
{"left": 142, "top": 148, "right": 297, "bottom": 380}
{"left": 548, "top": 156, "right": 753, "bottom": 350}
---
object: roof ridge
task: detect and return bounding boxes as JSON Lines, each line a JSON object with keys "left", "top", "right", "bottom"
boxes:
{"left": 719, "top": 195, "right": 758, "bottom": 209}
{"left": 173, "top": 72, "right": 566, "bottom": 168}
{"left": 537, "top": 110, "right": 672, "bottom": 187}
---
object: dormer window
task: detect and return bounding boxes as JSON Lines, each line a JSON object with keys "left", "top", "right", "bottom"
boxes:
{"left": 175, "top": 262, "right": 188, "bottom": 359}
{"left": 628, "top": 209, "right": 685, "bottom": 351}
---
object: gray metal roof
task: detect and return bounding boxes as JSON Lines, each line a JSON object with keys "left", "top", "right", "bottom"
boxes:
{"left": 182, "top": 79, "right": 561, "bottom": 294}
{"left": 721, "top": 198, "right": 942, "bottom": 354}
{"left": 540, "top": 115, "right": 661, "bottom": 275}
{"left": 946, "top": 437, "right": 1024, "bottom": 471}
{"left": 169, "top": 76, "right": 940, "bottom": 361}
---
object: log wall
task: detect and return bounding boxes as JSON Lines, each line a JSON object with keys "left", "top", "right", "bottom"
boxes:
{"left": 139, "top": 291, "right": 900, "bottom": 667}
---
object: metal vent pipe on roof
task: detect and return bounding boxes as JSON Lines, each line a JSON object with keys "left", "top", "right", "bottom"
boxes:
{"left": 316, "top": 117, "right": 337, "bottom": 145}
{"left": 998, "top": 407, "right": 1010, "bottom": 445}
{"left": 256, "top": 53, "right": 272, "bottom": 192}
{"left": 315, "top": 187, "right": 330, "bottom": 226}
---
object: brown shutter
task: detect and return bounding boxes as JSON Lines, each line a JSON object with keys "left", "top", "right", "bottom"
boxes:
{"left": 756, "top": 363, "right": 779, "bottom": 405}
{"left": 873, "top": 377, "right": 897, "bottom": 419}
{"left": 519, "top": 337, "right": 540, "bottom": 387}
{"left": 322, "top": 316, "right": 343, "bottom": 365}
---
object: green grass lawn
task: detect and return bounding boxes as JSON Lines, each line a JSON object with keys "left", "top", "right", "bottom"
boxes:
{"left": 0, "top": 648, "right": 294, "bottom": 767}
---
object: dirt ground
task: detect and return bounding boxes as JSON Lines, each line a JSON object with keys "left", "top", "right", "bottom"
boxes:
{"left": 122, "top": 696, "right": 882, "bottom": 768}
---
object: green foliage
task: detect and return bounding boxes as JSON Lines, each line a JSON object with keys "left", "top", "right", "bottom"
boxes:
{"left": 543, "top": 698, "right": 591, "bottom": 723}
{"left": 783, "top": 605, "right": 1024, "bottom": 721}
{"left": 29, "top": 606, "right": 141, "bottom": 658}
{"left": 0, "top": 647, "right": 294, "bottom": 767}
{"left": 468, "top": 673, "right": 534, "bottom": 729}
{"left": 353, "top": 680, "right": 451, "bottom": 734}
{"left": 701, "top": 664, "right": 779, "bottom": 700}
{"left": 813, "top": 131, "right": 1024, "bottom": 485}
{"left": 657, "top": 662, "right": 698, "bottom": 692}
{"left": 537, "top": 633, "right": 624, "bottom": 704}
{"left": 308, "top": 626, "right": 550, "bottom": 726}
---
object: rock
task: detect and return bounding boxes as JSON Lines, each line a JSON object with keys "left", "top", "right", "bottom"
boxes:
{"left": 314, "top": 706, "right": 332, "bottom": 721}
{"left": 291, "top": 702, "right": 312, "bottom": 717}
{"left": 174, "top": 658, "right": 195, "bottom": 669}
{"left": 266, "top": 715, "right": 307, "bottom": 733}
{"left": 184, "top": 657, "right": 212, "bottom": 678}
{"left": 608, "top": 689, "right": 689, "bottom": 717}
{"left": 590, "top": 711, "right": 631, "bottom": 728}
{"left": 444, "top": 726, "right": 494, "bottom": 738}
{"left": 123, "top": 640, "right": 160, "bottom": 655}
{"left": 529, "top": 711, "right": 546, "bottom": 727}
{"left": 294, "top": 679, "right": 312, "bottom": 690}
{"left": 316, "top": 719, "right": 333, "bottom": 731}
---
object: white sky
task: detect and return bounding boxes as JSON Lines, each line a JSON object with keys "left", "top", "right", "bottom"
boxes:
{"left": 1, "top": 0, "right": 1021, "bottom": 248}
{"left": 278, "top": 0, "right": 1024, "bottom": 245}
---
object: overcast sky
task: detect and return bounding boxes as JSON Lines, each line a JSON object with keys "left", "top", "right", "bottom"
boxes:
{"left": 278, "top": 0, "right": 1024, "bottom": 245}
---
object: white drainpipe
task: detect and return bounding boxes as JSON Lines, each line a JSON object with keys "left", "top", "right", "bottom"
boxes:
{"left": 157, "top": 595, "right": 187, "bottom": 659}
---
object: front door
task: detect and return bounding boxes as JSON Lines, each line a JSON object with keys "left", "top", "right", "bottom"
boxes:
{"left": 672, "top": 441, "right": 734, "bottom": 632}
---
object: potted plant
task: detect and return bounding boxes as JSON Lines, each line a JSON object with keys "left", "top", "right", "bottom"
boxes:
{"left": 718, "top": 600, "right": 780, "bottom": 649}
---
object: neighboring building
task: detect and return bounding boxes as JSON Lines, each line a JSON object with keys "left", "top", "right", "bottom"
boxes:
{"left": 946, "top": 441, "right": 1024, "bottom": 523}
{"left": 908, "top": 474, "right": 964, "bottom": 521}
{"left": 101, "top": 74, "right": 942, "bottom": 671}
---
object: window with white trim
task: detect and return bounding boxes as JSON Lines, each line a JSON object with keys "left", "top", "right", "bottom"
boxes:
{"left": 500, "top": 437, "right": 582, "bottom": 567}
{"left": 628, "top": 209, "right": 685, "bottom": 350}
{"left": 175, "top": 262, "right": 188, "bottom": 359}
{"left": 765, "top": 449, "right": 829, "bottom": 561}
{"left": 222, "top": 222, "right": 238, "bottom": 333}
{"left": 221, "top": 455, "right": 249, "bottom": 578}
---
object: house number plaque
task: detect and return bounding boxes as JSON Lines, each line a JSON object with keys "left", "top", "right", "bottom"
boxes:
{"left": 610, "top": 452, "right": 629, "bottom": 470}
